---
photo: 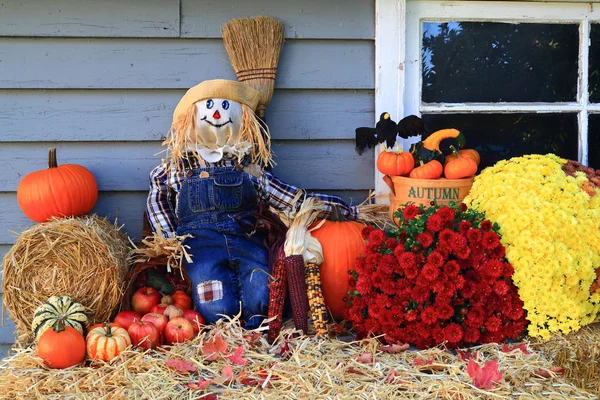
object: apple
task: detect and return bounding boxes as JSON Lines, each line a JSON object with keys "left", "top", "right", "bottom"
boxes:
{"left": 172, "top": 290, "right": 193, "bottom": 310}
{"left": 113, "top": 311, "right": 142, "bottom": 330}
{"left": 141, "top": 313, "right": 168, "bottom": 334}
{"left": 164, "top": 317, "right": 195, "bottom": 344}
{"left": 182, "top": 309, "right": 205, "bottom": 336}
{"left": 128, "top": 321, "right": 160, "bottom": 350}
{"left": 131, "top": 287, "right": 161, "bottom": 315}
{"left": 150, "top": 304, "right": 169, "bottom": 315}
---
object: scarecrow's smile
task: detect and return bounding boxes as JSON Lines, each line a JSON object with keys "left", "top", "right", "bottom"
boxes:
{"left": 200, "top": 116, "right": 233, "bottom": 128}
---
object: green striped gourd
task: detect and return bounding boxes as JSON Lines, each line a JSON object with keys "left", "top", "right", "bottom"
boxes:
{"left": 32, "top": 296, "right": 88, "bottom": 340}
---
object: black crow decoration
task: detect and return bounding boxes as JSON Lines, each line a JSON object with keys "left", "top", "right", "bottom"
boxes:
{"left": 355, "top": 113, "right": 425, "bottom": 155}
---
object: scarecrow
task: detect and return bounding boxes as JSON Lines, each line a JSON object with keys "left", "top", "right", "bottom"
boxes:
{"left": 147, "top": 79, "right": 360, "bottom": 329}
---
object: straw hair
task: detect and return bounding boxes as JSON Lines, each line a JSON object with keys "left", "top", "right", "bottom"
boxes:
{"left": 2, "top": 215, "right": 129, "bottom": 343}
{"left": 222, "top": 16, "right": 285, "bottom": 119}
{"left": 0, "top": 315, "right": 597, "bottom": 399}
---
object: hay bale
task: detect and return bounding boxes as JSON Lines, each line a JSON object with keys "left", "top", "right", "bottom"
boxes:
{"left": 2, "top": 215, "right": 130, "bottom": 342}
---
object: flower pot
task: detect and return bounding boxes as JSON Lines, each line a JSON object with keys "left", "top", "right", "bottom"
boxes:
{"left": 384, "top": 175, "right": 474, "bottom": 226}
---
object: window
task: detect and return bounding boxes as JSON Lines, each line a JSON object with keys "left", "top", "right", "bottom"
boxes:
{"left": 404, "top": 1, "right": 600, "bottom": 170}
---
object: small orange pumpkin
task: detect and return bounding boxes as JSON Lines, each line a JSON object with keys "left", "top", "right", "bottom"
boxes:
{"left": 311, "top": 210, "right": 367, "bottom": 320}
{"left": 444, "top": 148, "right": 481, "bottom": 166}
{"left": 409, "top": 160, "right": 443, "bottom": 179}
{"left": 444, "top": 146, "right": 478, "bottom": 179}
{"left": 86, "top": 323, "right": 131, "bottom": 362}
{"left": 17, "top": 148, "right": 98, "bottom": 223}
{"left": 376, "top": 148, "right": 414, "bottom": 176}
{"left": 37, "top": 318, "right": 86, "bottom": 369}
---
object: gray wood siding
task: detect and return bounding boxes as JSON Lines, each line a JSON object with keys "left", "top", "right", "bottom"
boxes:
{"left": 0, "top": 0, "right": 375, "bottom": 346}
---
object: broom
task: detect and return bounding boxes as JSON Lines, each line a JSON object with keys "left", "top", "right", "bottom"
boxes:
{"left": 222, "top": 16, "right": 285, "bottom": 122}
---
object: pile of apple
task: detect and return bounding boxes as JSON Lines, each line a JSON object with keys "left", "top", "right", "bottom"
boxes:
{"left": 114, "top": 287, "right": 205, "bottom": 350}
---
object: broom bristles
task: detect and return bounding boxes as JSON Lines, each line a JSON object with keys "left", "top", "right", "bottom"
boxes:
{"left": 222, "top": 16, "right": 285, "bottom": 118}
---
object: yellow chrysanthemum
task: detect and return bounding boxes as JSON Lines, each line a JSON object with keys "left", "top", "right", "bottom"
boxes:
{"left": 465, "top": 154, "right": 600, "bottom": 339}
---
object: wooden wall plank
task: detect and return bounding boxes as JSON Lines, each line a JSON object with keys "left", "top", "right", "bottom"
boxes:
{"left": 0, "top": 89, "right": 374, "bottom": 142}
{"left": 0, "top": 301, "right": 17, "bottom": 344}
{"left": 181, "top": 0, "right": 375, "bottom": 39}
{"left": 0, "top": 38, "right": 374, "bottom": 90}
{"left": 0, "top": 0, "right": 179, "bottom": 37}
{"left": 0, "top": 141, "right": 374, "bottom": 192}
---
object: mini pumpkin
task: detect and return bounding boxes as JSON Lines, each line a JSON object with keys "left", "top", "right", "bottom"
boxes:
{"left": 376, "top": 148, "right": 414, "bottom": 176}
{"left": 444, "top": 148, "right": 480, "bottom": 166}
{"left": 32, "top": 296, "right": 88, "bottom": 341}
{"left": 409, "top": 160, "right": 443, "bottom": 179}
{"left": 37, "top": 318, "right": 86, "bottom": 369}
{"left": 86, "top": 323, "right": 131, "bottom": 362}
{"left": 17, "top": 148, "right": 98, "bottom": 222}
{"left": 444, "top": 146, "right": 478, "bottom": 179}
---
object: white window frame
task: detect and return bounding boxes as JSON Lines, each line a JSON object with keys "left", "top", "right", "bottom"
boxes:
{"left": 375, "top": 0, "right": 600, "bottom": 200}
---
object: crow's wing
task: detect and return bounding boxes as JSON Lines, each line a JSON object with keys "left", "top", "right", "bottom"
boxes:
{"left": 355, "top": 127, "right": 378, "bottom": 155}
{"left": 397, "top": 115, "right": 425, "bottom": 139}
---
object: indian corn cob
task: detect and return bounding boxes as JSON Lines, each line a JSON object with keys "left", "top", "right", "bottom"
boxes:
{"left": 304, "top": 262, "right": 328, "bottom": 336}
{"left": 267, "top": 249, "right": 287, "bottom": 343}
{"left": 284, "top": 254, "right": 309, "bottom": 334}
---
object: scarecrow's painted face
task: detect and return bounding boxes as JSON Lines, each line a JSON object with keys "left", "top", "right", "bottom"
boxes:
{"left": 190, "top": 98, "right": 246, "bottom": 162}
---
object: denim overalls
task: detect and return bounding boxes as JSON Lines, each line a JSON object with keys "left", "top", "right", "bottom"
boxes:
{"left": 175, "top": 165, "right": 269, "bottom": 329}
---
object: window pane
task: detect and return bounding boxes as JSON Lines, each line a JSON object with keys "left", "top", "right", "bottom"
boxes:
{"left": 422, "top": 22, "right": 578, "bottom": 103}
{"left": 589, "top": 24, "right": 600, "bottom": 103}
{"left": 421, "top": 114, "right": 578, "bottom": 170}
{"left": 588, "top": 114, "right": 600, "bottom": 169}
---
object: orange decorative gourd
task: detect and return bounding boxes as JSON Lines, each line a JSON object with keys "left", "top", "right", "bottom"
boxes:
{"left": 311, "top": 210, "right": 366, "bottom": 320}
{"left": 86, "top": 323, "right": 131, "bottom": 362}
{"left": 444, "top": 146, "right": 478, "bottom": 179}
{"left": 376, "top": 149, "right": 414, "bottom": 176}
{"left": 444, "top": 148, "right": 481, "bottom": 166}
{"left": 37, "top": 318, "right": 86, "bottom": 369}
{"left": 17, "top": 148, "right": 98, "bottom": 223}
{"left": 409, "top": 160, "right": 443, "bottom": 179}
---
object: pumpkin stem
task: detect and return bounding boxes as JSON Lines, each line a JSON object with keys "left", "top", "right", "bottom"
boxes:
{"left": 395, "top": 141, "right": 404, "bottom": 154}
{"left": 449, "top": 145, "right": 460, "bottom": 158}
{"left": 330, "top": 205, "right": 347, "bottom": 222}
{"left": 419, "top": 160, "right": 425, "bottom": 167}
{"left": 104, "top": 322, "right": 113, "bottom": 337}
{"left": 48, "top": 148, "right": 58, "bottom": 169}
{"left": 53, "top": 317, "right": 66, "bottom": 333}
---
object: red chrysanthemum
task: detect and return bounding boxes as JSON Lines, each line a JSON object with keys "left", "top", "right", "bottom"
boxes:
{"left": 385, "top": 238, "right": 399, "bottom": 251}
{"left": 355, "top": 276, "right": 373, "bottom": 295}
{"left": 436, "top": 206, "right": 455, "bottom": 222}
{"left": 466, "top": 228, "right": 483, "bottom": 244}
{"left": 411, "top": 285, "right": 430, "bottom": 303}
{"left": 361, "top": 225, "right": 375, "bottom": 240}
{"left": 485, "top": 315, "right": 502, "bottom": 332}
{"left": 435, "top": 304, "right": 455, "bottom": 320}
{"left": 443, "top": 323, "right": 464, "bottom": 344}
{"left": 443, "top": 260, "right": 460, "bottom": 277}
{"left": 459, "top": 220, "right": 472, "bottom": 234}
{"left": 404, "top": 264, "right": 419, "bottom": 280}
{"left": 460, "top": 203, "right": 468, "bottom": 212}
{"left": 463, "top": 327, "right": 481, "bottom": 343}
{"left": 439, "top": 228, "right": 455, "bottom": 244}
{"left": 368, "top": 229, "right": 386, "bottom": 245}
{"left": 493, "top": 280, "right": 509, "bottom": 296}
{"left": 483, "top": 259, "right": 504, "bottom": 279}
{"left": 421, "top": 307, "right": 438, "bottom": 324}
{"left": 426, "top": 214, "right": 443, "bottom": 233}
{"left": 417, "top": 232, "right": 434, "bottom": 248}
{"left": 480, "top": 220, "right": 493, "bottom": 231}
{"left": 492, "top": 245, "right": 506, "bottom": 259}
{"left": 450, "top": 232, "right": 468, "bottom": 251}
{"left": 403, "top": 204, "right": 419, "bottom": 220}
{"left": 427, "top": 251, "right": 444, "bottom": 268}
{"left": 482, "top": 231, "right": 500, "bottom": 250}
{"left": 421, "top": 263, "right": 439, "bottom": 281}
{"left": 398, "top": 252, "right": 418, "bottom": 269}
{"left": 454, "top": 245, "right": 471, "bottom": 260}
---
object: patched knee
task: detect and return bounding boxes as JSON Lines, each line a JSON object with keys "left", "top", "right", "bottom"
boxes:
{"left": 197, "top": 280, "right": 224, "bottom": 303}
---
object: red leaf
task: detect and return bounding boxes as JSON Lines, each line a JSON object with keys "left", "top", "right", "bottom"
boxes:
{"left": 237, "top": 371, "right": 260, "bottom": 386}
{"left": 347, "top": 366, "right": 365, "bottom": 375}
{"left": 501, "top": 343, "right": 531, "bottom": 355}
{"left": 214, "top": 365, "right": 234, "bottom": 385}
{"left": 386, "top": 369, "right": 408, "bottom": 385}
{"left": 329, "top": 323, "right": 347, "bottom": 335}
{"left": 467, "top": 359, "right": 503, "bottom": 390}
{"left": 413, "top": 357, "right": 434, "bottom": 366}
{"left": 186, "top": 378, "right": 212, "bottom": 390}
{"left": 228, "top": 345, "right": 249, "bottom": 366}
{"left": 380, "top": 343, "right": 409, "bottom": 354}
{"left": 202, "top": 334, "right": 228, "bottom": 361}
{"left": 165, "top": 359, "right": 196, "bottom": 374}
{"left": 356, "top": 352, "right": 374, "bottom": 364}
{"left": 279, "top": 341, "right": 291, "bottom": 359}
{"left": 457, "top": 349, "right": 477, "bottom": 362}
{"left": 243, "top": 331, "right": 262, "bottom": 345}
{"left": 534, "top": 367, "right": 565, "bottom": 378}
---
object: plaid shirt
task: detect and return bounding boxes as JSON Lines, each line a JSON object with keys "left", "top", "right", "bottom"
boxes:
{"left": 147, "top": 158, "right": 359, "bottom": 237}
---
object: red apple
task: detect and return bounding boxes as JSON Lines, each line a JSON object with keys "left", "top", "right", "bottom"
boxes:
{"left": 182, "top": 309, "right": 205, "bottom": 336}
{"left": 150, "top": 304, "right": 169, "bottom": 315}
{"left": 164, "top": 317, "right": 195, "bottom": 344}
{"left": 128, "top": 321, "right": 160, "bottom": 350}
{"left": 131, "top": 287, "right": 161, "bottom": 315}
{"left": 172, "top": 290, "right": 193, "bottom": 310}
{"left": 141, "top": 313, "right": 168, "bottom": 334}
{"left": 113, "top": 311, "right": 142, "bottom": 330}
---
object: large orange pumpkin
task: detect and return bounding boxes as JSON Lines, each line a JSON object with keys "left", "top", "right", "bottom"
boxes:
{"left": 376, "top": 149, "right": 414, "bottom": 176}
{"left": 37, "top": 318, "right": 86, "bottom": 369}
{"left": 86, "top": 323, "right": 131, "bottom": 362}
{"left": 311, "top": 216, "right": 366, "bottom": 320}
{"left": 17, "top": 148, "right": 98, "bottom": 222}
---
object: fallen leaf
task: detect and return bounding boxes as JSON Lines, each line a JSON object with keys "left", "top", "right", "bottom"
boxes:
{"left": 501, "top": 343, "right": 531, "bottom": 355}
{"left": 279, "top": 341, "right": 291, "bottom": 359}
{"left": 186, "top": 378, "right": 212, "bottom": 390}
{"left": 380, "top": 343, "right": 409, "bottom": 354}
{"left": 237, "top": 371, "right": 260, "bottom": 386}
{"left": 347, "top": 366, "right": 365, "bottom": 375}
{"left": 244, "top": 331, "right": 262, "bottom": 345}
{"left": 457, "top": 349, "right": 477, "bottom": 362}
{"left": 467, "top": 359, "right": 503, "bottom": 390}
{"left": 329, "top": 323, "right": 347, "bottom": 335}
{"left": 165, "top": 359, "right": 196, "bottom": 374}
{"left": 213, "top": 365, "right": 235, "bottom": 386}
{"left": 356, "top": 352, "right": 374, "bottom": 364}
{"left": 413, "top": 357, "right": 434, "bottom": 366}
{"left": 534, "top": 366, "right": 565, "bottom": 378}
{"left": 202, "top": 334, "right": 228, "bottom": 361}
{"left": 228, "top": 345, "right": 249, "bottom": 366}
{"left": 386, "top": 369, "right": 408, "bottom": 385}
